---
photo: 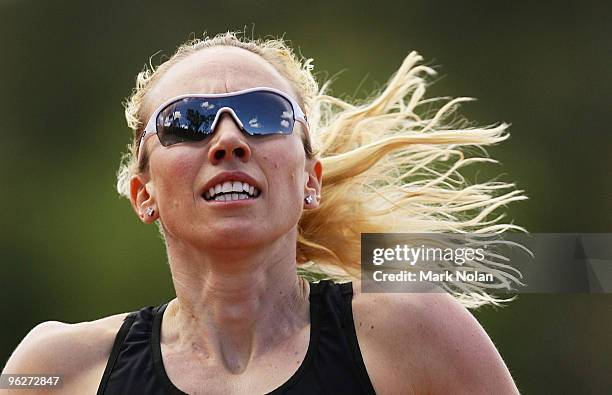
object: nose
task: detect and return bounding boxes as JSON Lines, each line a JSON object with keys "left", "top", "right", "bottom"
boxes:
{"left": 208, "top": 112, "right": 252, "bottom": 164}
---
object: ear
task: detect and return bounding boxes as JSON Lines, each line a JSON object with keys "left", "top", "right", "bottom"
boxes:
{"left": 129, "top": 173, "right": 158, "bottom": 223}
{"left": 304, "top": 158, "right": 323, "bottom": 209}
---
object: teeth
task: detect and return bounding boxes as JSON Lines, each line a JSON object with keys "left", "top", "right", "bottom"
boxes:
{"left": 210, "top": 192, "right": 252, "bottom": 201}
{"left": 212, "top": 193, "right": 251, "bottom": 201}
{"left": 205, "top": 180, "right": 261, "bottom": 200}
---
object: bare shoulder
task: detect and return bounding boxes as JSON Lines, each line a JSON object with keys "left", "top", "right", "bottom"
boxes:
{"left": 1, "top": 311, "right": 130, "bottom": 394}
{"left": 350, "top": 281, "right": 519, "bottom": 395}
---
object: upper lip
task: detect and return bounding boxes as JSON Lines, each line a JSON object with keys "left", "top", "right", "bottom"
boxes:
{"left": 201, "top": 171, "right": 262, "bottom": 197}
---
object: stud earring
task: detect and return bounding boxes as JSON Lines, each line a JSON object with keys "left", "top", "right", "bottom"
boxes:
{"left": 304, "top": 195, "right": 314, "bottom": 205}
{"left": 146, "top": 207, "right": 155, "bottom": 217}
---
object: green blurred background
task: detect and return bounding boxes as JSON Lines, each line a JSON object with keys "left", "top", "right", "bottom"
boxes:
{"left": 1, "top": 0, "right": 610, "bottom": 393}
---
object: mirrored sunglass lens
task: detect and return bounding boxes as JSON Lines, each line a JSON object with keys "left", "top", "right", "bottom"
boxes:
{"left": 230, "top": 92, "right": 294, "bottom": 135}
{"left": 156, "top": 98, "right": 218, "bottom": 146}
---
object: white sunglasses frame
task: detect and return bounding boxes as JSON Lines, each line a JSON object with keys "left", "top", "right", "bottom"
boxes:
{"left": 137, "top": 86, "right": 309, "bottom": 163}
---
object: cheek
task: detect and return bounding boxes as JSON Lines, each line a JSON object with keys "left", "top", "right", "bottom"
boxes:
{"left": 152, "top": 151, "right": 200, "bottom": 207}
{"left": 265, "top": 154, "right": 306, "bottom": 206}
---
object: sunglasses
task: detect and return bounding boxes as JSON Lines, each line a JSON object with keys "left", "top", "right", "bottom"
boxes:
{"left": 137, "top": 87, "right": 309, "bottom": 162}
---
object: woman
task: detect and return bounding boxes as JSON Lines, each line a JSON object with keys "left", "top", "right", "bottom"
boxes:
{"left": 2, "top": 32, "right": 522, "bottom": 394}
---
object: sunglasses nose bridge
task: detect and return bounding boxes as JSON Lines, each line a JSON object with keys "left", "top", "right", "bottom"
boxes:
{"left": 210, "top": 107, "right": 245, "bottom": 134}
{"left": 207, "top": 107, "right": 252, "bottom": 164}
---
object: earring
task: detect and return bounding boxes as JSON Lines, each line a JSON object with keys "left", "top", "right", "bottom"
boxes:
{"left": 304, "top": 195, "right": 314, "bottom": 205}
{"left": 146, "top": 207, "right": 155, "bottom": 217}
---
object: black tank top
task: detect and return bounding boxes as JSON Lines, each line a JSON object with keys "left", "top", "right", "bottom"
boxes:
{"left": 96, "top": 280, "right": 377, "bottom": 394}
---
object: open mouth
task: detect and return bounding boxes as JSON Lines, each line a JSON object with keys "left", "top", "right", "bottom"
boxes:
{"left": 203, "top": 181, "right": 261, "bottom": 202}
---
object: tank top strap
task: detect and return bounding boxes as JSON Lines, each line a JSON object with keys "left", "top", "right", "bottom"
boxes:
{"left": 96, "top": 312, "right": 138, "bottom": 395}
{"left": 309, "top": 280, "right": 376, "bottom": 395}
{"left": 97, "top": 304, "right": 170, "bottom": 395}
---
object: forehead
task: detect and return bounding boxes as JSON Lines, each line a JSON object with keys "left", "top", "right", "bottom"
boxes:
{"left": 144, "top": 46, "right": 297, "bottom": 116}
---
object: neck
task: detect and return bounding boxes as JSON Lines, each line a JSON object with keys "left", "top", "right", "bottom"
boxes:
{"left": 160, "top": 229, "right": 310, "bottom": 374}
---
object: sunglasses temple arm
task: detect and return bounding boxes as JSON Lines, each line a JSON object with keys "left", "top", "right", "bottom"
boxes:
{"left": 137, "top": 113, "right": 161, "bottom": 163}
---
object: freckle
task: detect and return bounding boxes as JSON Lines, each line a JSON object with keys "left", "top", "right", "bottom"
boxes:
{"left": 370, "top": 325, "right": 374, "bottom": 330}
{"left": 359, "top": 322, "right": 362, "bottom": 327}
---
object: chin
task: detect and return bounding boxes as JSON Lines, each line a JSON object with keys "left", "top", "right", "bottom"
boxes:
{"left": 204, "top": 224, "right": 266, "bottom": 246}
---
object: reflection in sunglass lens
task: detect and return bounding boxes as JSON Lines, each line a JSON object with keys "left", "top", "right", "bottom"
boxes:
{"left": 229, "top": 91, "right": 295, "bottom": 135}
{"left": 156, "top": 98, "right": 218, "bottom": 146}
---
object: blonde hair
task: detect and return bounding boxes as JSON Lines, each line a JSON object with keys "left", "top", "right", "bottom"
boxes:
{"left": 116, "top": 31, "right": 527, "bottom": 308}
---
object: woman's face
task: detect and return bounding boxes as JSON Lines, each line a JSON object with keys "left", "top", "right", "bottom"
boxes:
{"left": 131, "top": 46, "right": 321, "bottom": 250}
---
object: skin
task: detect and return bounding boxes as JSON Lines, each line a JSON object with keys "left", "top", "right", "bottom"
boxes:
{"left": 1, "top": 46, "right": 520, "bottom": 395}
